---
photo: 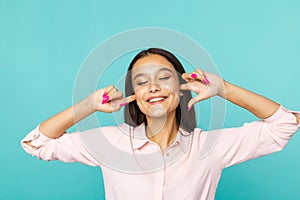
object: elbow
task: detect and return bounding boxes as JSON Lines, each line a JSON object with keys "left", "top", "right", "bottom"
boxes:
{"left": 20, "top": 140, "right": 54, "bottom": 161}
{"left": 265, "top": 127, "right": 298, "bottom": 153}
{"left": 266, "top": 121, "right": 299, "bottom": 147}
{"left": 271, "top": 130, "right": 295, "bottom": 152}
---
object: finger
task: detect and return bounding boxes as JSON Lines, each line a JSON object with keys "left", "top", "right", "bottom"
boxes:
{"left": 182, "top": 73, "right": 195, "bottom": 82}
{"left": 101, "top": 85, "right": 114, "bottom": 104}
{"left": 103, "top": 85, "right": 115, "bottom": 95}
{"left": 180, "top": 83, "right": 193, "bottom": 91}
{"left": 183, "top": 70, "right": 210, "bottom": 85}
{"left": 190, "top": 71, "right": 204, "bottom": 82}
{"left": 102, "top": 86, "right": 120, "bottom": 104}
{"left": 109, "top": 90, "right": 123, "bottom": 101}
{"left": 118, "top": 95, "right": 136, "bottom": 107}
{"left": 195, "top": 69, "right": 210, "bottom": 84}
{"left": 187, "top": 95, "right": 205, "bottom": 110}
{"left": 182, "top": 72, "right": 205, "bottom": 84}
{"left": 180, "top": 83, "right": 203, "bottom": 93}
{"left": 109, "top": 102, "right": 123, "bottom": 112}
{"left": 102, "top": 102, "right": 121, "bottom": 113}
{"left": 108, "top": 95, "right": 136, "bottom": 112}
{"left": 195, "top": 68, "right": 205, "bottom": 76}
{"left": 126, "top": 95, "right": 136, "bottom": 103}
{"left": 106, "top": 87, "right": 119, "bottom": 97}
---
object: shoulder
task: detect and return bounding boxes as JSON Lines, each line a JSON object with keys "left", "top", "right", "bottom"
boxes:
{"left": 77, "top": 123, "right": 133, "bottom": 139}
{"left": 72, "top": 123, "right": 137, "bottom": 157}
{"left": 191, "top": 127, "right": 223, "bottom": 159}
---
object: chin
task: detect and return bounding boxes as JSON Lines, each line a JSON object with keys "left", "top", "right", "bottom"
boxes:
{"left": 148, "top": 105, "right": 167, "bottom": 118}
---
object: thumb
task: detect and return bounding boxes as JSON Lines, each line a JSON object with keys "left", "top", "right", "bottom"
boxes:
{"left": 187, "top": 94, "right": 205, "bottom": 110}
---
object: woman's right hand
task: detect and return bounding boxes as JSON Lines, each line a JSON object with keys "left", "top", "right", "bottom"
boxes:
{"left": 87, "top": 85, "right": 135, "bottom": 113}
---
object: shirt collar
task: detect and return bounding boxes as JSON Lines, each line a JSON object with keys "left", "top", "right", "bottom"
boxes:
{"left": 131, "top": 123, "right": 193, "bottom": 153}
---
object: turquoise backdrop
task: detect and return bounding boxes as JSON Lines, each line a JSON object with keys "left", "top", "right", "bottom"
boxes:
{"left": 1, "top": 0, "right": 299, "bottom": 199}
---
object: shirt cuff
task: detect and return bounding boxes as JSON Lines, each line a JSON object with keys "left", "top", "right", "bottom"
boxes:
{"left": 291, "top": 111, "right": 300, "bottom": 128}
{"left": 21, "top": 124, "right": 55, "bottom": 149}
{"left": 263, "top": 105, "right": 300, "bottom": 127}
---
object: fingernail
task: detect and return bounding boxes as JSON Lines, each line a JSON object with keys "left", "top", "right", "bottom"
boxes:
{"left": 102, "top": 95, "right": 110, "bottom": 104}
{"left": 102, "top": 98, "right": 109, "bottom": 104}
{"left": 102, "top": 92, "right": 108, "bottom": 97}
{"left": 203, "top": 78, "right": 210, "bottom": 84}
{"left": 187, "top": 105, "right": 193, "bottom": 111}
{"left": 203, "top": 75, "right": 210, "bottom": 84}
{"left": 119, "top": 102, "right": 128, "bottom": 107}
{"left": 191, "top": 73, "right": 197, "bottom": 79}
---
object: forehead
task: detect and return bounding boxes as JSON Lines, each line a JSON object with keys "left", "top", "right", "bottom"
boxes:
{"left": 133, "top": 54, "right": 174, "bottom": 69}
{"left": 131, "top": 65, "right": 175, "bottom": 79}
{"left": 132, "top": 54, "right": 176, "bottom": 75}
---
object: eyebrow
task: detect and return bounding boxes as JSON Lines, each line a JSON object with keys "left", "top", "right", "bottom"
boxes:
{"left": 133, "top": 68, "right": 173, "bottom": 80}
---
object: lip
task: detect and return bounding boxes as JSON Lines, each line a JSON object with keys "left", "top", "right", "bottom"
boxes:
{"left": 146, "top": 95, "right": 168, "bottom": 105}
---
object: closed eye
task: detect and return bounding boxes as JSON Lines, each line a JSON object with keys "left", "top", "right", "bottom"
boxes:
{"left": 137, "top": 81, "right": 148, "bottom": 86}
{"left": 159, "top": 76, "right": 170, "bottom": 80}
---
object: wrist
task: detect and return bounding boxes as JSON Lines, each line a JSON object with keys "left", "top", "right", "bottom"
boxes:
{"left": 86, "top": 94, "right": 98, "bottom": 112}
{"left": 218, "top": 80, "right": 231, "bottom": 99}
{"left": 81, "top": 97, "right": 96, "bottom": 114}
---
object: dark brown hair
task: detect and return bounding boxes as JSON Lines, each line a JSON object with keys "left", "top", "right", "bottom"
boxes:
{"left": 124, "top": 48, "right": 196, "bottom": 133}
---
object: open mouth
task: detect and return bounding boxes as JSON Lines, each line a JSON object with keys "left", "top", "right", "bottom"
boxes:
{"left": 147, "top": 96, "right": 168, "bottom": 105}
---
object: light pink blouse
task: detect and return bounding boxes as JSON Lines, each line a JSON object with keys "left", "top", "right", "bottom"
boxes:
{"left": 21, "top": 105, "right": 300, "bottom": 200}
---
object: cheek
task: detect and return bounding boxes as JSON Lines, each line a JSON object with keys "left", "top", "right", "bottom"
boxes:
{"left": 163, "top": 80, "right": 180, "bottom": 95}
{"left": 167, "top": 82, "right": 181, "bottom": 106}
{"left": 133, "top": 88, "right": 147, "bottom": 108}
{"left": 134, "top": 87, "right": 145, "bottom": 98}
{"left": 136, "top": 98, "right": 149, "bottom": 115}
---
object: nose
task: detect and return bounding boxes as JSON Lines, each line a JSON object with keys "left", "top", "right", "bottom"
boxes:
{"left": 148, "top": 82, "right": 161, "bottom": 93}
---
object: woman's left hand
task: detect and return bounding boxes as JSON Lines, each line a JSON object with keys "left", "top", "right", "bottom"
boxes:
{"left": 180, "top": 68, "right": 225, "bottom": 110}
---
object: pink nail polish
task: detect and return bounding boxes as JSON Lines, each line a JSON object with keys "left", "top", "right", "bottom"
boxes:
{"left": 102, "top": 98, "right": 109, "bottom": 104}
{"left": 102, "top": 92, "right": 110, "bottom": 104}
{"left": 119, "top": 102, "right": 128, "bottom": 107}
{"left": 203, "top": 78, "right": 210, "bottom": 84}
{"left": 187, "top": 105, "right": 193, "bottom": 111}
{"left": 191, "top": 73, "right": 197, "bottom": 79}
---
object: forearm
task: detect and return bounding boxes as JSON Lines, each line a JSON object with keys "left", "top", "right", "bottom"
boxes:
{"left": 39, "top": 98, "right": 95, "bottom": 139}
{"left": 220, "top": 81, "right": 280, "bottom": 119}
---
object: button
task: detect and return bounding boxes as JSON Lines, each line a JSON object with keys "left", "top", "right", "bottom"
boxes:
{"left": 33, "top": 132, "right": 39, "bottom": 139}
{"left": 166, "top": 153, "right": 170, "bottom": 156}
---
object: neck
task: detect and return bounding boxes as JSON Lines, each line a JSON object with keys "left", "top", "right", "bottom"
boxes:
{"left": 146, "top": 111, "right": 179, "bottom": 152}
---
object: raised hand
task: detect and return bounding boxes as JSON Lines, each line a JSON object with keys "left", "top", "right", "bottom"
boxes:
{"left": 180, "top": 69, "right": 225, "bottom": 110}
{"left": 87, "top": 85, "right": 136, "bottom": 113}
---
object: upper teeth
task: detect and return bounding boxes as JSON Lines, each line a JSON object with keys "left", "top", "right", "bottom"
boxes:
{"left": 149, "top": 97, "right": 165, "bottom": 103}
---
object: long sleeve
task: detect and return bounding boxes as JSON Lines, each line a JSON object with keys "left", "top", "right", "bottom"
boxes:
{"left": 20, "top": 124, "right": 100, "bottom": 167}
{"left": 208, "top": 105, "right": 300, "bottom": 169}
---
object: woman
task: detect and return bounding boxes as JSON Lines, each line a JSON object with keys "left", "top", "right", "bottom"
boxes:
{"left": 21, "top": 48, "right": 300, "bottom": 199}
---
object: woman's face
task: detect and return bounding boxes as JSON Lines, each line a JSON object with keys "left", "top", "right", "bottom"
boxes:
{"left": 131, "top": 54, "right": 181, "bottom": 118}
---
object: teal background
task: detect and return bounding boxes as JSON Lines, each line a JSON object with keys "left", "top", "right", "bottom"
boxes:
{"left": 1, "top": 0, "right": 300, "bottom": 199}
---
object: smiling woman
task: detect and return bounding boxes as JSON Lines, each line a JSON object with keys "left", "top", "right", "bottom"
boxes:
{"left": 125, "top": 49, "right": 196, "bottom": 134}
{"left": 20, "top": 48, "right": 300, "bottom": 200}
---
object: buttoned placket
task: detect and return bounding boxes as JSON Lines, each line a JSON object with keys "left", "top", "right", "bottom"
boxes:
{"left": 151, "top": 139, "right": 182, "bottom": 200}
{"left": 162, "top": 141, "right": 178, "bottom": 200}
{"left": 152, "top": 143, "right": 165, "bottom": 200}
{"left": 131, "top": 124, "right": 192, "bottom": 200}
